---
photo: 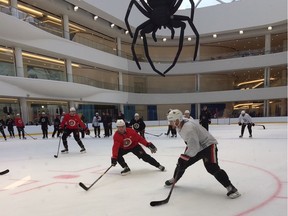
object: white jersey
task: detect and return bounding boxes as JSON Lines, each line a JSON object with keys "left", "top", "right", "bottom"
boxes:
{"left": 177, "top": 119, "right": 218, "bottom": 157}
{"left": 238, "top": 113, "right": 252, "bottom": 124}
{"left": 92, "top": 115, "right": 101, "bottom": 127}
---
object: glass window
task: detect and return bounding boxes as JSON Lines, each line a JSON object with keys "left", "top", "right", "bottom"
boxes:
{"left": 0, "top": 46, "right": 16, "bottom": 76}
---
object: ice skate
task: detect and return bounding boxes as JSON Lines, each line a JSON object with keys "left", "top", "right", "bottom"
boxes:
{"left": 80, "top": 148, "right": 86, "bottom": 153}
{"left": 226, "top": 184, "right": 241, "bottom": 199}
{"left": 121, "top": 167, "right": 131, "bottom": 176}
{"left": 61, "top": 149, "right": 68, "bottom": 154}
{"left": 165, "top": 178, "right": 175, "bottom": 186}
{"left": 158, "top": 165, "right": 165, "bottom": 171}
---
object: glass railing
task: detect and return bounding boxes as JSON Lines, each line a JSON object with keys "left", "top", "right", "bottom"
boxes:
{"left": 1, "top": 4, "right": 286, "bottom": 64}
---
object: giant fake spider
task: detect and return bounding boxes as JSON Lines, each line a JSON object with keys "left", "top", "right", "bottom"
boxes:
{"left": 125, "top": 0, "right": 199, "bottom": 77}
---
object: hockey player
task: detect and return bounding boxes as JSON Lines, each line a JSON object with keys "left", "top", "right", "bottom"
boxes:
{"left": 165, "top": 109, "right": 240, "bottom": 199}
{"left": 111, "top": 119, "right": 165, "bottom": 175}
{"left": 199, "top": 106, "right": 211, "bottom": 131}
{"left": 51, "top": 115, "right": 61, "bottom": 138}
{"left": 39, "top": 112, "right": 50, "bottom": 139}
{"left": 238, "top": 110, "right": 254, "bottom": 138}
{"left": 6, "top": 115, "right": 15, "bottom": 138}
{"left": 0, "top": 118, "right": 7, "bottom": 141}
{"left": 129, "top": 113, "right": 146, "bottom": 138}
{"left": 183, "top": 110, "right": 193, "bottom": 120}
{"left": 59, "top": 107, "right": 90, "bottom": 153}
{"left": 92, "top": 112, "right": 101, "bottom": 138}
{"left": 14, "top": 113, "right": 26, "bottom": 139}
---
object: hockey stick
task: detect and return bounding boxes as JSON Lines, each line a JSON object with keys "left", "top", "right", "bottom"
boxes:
{"left": 150, "top": 178, "right": 177, "bottom": 207}
{"left": 24, "top": 131, "right": 37, "bottom": 140}
{"left": 54, "top": 136, "right": 62, "bottom": 158}
{"left": 0, "top": 169, "right": 9, "bottom": 175}
{"left": 255, "top": 124, "right": 266, "bottom": 129}
{"left": 79, "top": 165, "right": 113, "bottom": 191}
{"left": 145, "top": 132, "right": 163, "bottom": 137}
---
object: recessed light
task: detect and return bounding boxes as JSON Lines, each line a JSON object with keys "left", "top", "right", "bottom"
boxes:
{"left": 268, "top": 26, "right": 272, "bottom": 30}
{"left": 110, "top": 23, "right": 115, "bottom": 28}
{"left": 239, "top": 30, "right": 244, "bottom": 34}
{"left": 188, "top": 37, "right": 192, "bottom": 41}
{"left": 93, "top": 15, "right": 98, "bottom": 20}
{"left": 73, "top": 6, "right": 79, "bottom": 11}
{"left": 213, "top": 34, "right": 217, "bottom": 38}
{"left": 163, "top": 38, "right": 167, "bottom": 42}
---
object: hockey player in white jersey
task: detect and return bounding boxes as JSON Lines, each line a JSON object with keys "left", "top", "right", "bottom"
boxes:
{"left": 165, "top": 109, "right": 240, "bottom": 199}
{"left": 238, "top": 110, "right": 254, "bottom": 138}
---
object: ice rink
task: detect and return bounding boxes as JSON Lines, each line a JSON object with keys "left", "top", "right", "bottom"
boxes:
{"left": 0, "top": 123, "right": 287, "bottom": 216}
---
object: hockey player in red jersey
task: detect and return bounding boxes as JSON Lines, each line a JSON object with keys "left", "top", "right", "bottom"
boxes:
{"left": 111, "top": 119, "right": 165, "bottom": 175}
{"left": 14, "top": 113, "right": 26, "bottom": 139}
{"left": 59, "top": 107, "right": 90, "bottom": 153}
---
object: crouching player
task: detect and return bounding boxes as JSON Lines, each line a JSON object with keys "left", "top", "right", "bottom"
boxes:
{"left": 111, "top": 119, "right": 165, "bottom": 175}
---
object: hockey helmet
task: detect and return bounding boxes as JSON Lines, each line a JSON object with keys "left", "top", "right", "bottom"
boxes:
{"left": 70, "top": 107, "right": 76, "bottom": 112}
{"left": 167, "top": 109, "right": 183, "bottom": 121}
{"left": 116, "top": 119, "right": 126, "bottom": 127}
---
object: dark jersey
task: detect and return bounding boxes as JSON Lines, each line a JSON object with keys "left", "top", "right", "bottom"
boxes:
{"left": 129, "top": 118, "right": 146, "bottom": 132}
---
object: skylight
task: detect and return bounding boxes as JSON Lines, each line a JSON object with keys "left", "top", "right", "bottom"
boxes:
{"left": 180, "top": 0, "right": 240, "bottom": 10}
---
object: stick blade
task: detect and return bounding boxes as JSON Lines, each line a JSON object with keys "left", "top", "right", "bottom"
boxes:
{"left": 150, "top": 199, "right": 168, "bottom": 207}
{"left": 0, "top": 169, "right": 9, "bottom": 175}
{"left": 79, "top": 182, "right": 89, "bottom": 191}
{"left": 54, "top": 155, "right": 58, "bottom": 158}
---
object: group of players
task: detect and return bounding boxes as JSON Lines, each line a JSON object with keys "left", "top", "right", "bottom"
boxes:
{"left": 1, "top": 106, "right": 256, "bottom": 200}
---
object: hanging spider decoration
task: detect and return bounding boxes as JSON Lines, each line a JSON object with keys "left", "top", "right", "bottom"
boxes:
{"left": 125, "top": 0, "right": 199, "bottom": 77}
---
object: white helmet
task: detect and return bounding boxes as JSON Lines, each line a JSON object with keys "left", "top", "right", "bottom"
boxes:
{"left": 116, "top": 119, "right": 126, "bottom": 127}
{"left": 184, "top": 110, "right": 190, "bottom": 114}
{"left": 42, "top": 112, "right": 45, "bottom": 115}
{"left": 70, "top": 107, "right": 76, "bottom": 112}
{"left": 167, "top": 109, "right": 183, "bottom": 121}
{"left": 134, "top": 113, "right": 139, "bottom": 117}
{"left": 241, "top": 110, "right": 245, "bottom": 115}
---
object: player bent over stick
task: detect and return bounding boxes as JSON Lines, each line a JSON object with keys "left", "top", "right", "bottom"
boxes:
{"left": 59, "top": 107, "right": 90, "bottom": 153}
{"left": 111, "top": 119, "right": 165, "bottom": 175}
{"left": 165, "top": 109, "right": 240, "bottom": 199}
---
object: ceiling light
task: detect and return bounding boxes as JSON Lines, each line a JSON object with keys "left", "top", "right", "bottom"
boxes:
{"left": 93, "top": 15, "right": 98, "bottom": 20}
{"left": 110, "top": 23, "right": 115, "bottom": 28}
{"left": 125, "top": 30, "right": 129, "bottom": 35}
{"left": 213, "top": 34, "right": 217, "bottom": 38}
{"left": 163, "top": 38, "right": 167, "bottom": 42}
{"left": 187, "top": 37, "right": 192, "bottom": 41}
{"left": 73, "top": 6, "right": 79, "bottom": 11}
{"left": 239, "top": 30, "right": 244, "bottom": 34}
{"left": 268, "top": 26, "right": 272, "bottom": 30}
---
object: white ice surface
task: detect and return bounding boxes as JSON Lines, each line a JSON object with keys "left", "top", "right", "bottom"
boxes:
{"left": 0, "top": 123, "right": 287, "bottom": 216}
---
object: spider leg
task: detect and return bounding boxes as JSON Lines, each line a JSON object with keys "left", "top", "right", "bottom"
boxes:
{"left": 125, "top": 0, "right": 151, "bottom": 38}
{"left": 168, "top": 26, "right": 175, "bottom": 39}
{"left": 170, "top": 0, "right": 183, "bottom": 14}
{"left": 141, "top": 25, "right": 165, "bottom": 77}
{"left": 163, "top": 21, "right": 186, "bottom": 74}
{"left": 131, "top": 21, "right": 153, "bottom": 70}
{"left": 152, "top": 27, "right": 158, "bottom": 42}
{"left": 173, "top": 15, "right": 199, "bottom": 61}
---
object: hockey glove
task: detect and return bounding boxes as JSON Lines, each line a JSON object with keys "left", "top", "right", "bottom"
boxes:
{"left": 84, "top": 128, "right": 90, "bottom": 135}
{"left": 111, "top": 158, "right": 117, "bottom": 166}
{"left": 252, "top": 123, "right": 255, "bottom": 126}
{"left": 177, "top": 154, "right": 190, "bottom": 169}
{"left": 58, "top": 128, "right": 63, "bottom": 134}
{"left": 238, "top": 122, "right": 242, "bottom": 126}
{"left": 148, "top": 143, "right": 157, "bottom": 153}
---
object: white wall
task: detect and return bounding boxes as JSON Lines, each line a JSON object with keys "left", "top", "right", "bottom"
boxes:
{"left": 66, "top": 0, "right": 287, "bottom": 35}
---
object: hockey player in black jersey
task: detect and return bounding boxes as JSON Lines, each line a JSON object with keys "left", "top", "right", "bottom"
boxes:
{"left": 129, "top": 113, "right": 146, "bottom": 138}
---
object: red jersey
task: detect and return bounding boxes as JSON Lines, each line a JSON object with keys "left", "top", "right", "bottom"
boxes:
{"left": 112, "top": 127, "right": 149, "bottom": 158}
{"left": 60, "top": 113, "right": 86, "bottom": 130}
{"left": 15, "top": 117, "right": 25, "bottom": 128}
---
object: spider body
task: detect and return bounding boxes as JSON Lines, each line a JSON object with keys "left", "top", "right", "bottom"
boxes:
{"left": 125, "top": 0, "right": 199, "bottom": 76}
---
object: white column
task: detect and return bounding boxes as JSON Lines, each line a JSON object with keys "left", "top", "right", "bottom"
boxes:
{"left": 117, "top": 37, "right": 122, "bottom": 57}
{"left": 265, "top": 33, "right": 271, "bottom": 54}
{"left": 14, "top": 47, "right": 24, "bottom": 77}
{"left": 118, "top": 71, "right": 124, "bottom": 113}
{"left": 66, "top": 59, "right": 73, "bottom": 82}
{"left": 20, "top": 98, "right": 28, "bottom": 124}
{"left": 10, "top": 0, "right": 18, "bottom": 18}
{"left": 63, "top": 14, "right": 70, "bottom": 40}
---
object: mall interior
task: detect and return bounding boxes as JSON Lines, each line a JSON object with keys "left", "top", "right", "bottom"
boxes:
{"left": 0, "top": 0, "right": 286, "bottom": 124}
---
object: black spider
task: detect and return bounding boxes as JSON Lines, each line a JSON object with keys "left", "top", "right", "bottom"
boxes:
{"left": 125, "top": 0, "right": 200, "bottom": 77}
